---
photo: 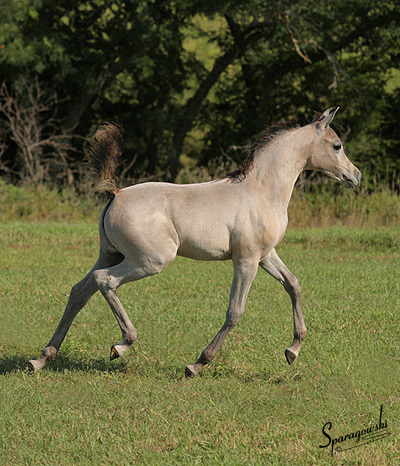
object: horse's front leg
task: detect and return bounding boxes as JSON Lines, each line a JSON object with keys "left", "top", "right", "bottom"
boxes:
{"left": 185, "top": 259, "right": 258, "bottom": 377}
{"left": 259, "top": 248, "right": 307, "bottom": 365}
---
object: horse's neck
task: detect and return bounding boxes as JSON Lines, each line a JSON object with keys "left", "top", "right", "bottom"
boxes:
{"left": 248, "top": 131, "right": 310, "bottom": 211}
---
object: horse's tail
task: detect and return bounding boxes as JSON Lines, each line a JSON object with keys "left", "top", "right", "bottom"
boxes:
{"left": 86, "top": 122, "right": 123, "bottom": 199}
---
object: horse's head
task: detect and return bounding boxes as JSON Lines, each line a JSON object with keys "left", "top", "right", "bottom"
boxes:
{"left": 306, "top": 108, "right": 361, "bottom": 188}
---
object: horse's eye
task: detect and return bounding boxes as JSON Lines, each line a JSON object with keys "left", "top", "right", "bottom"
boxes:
{"left": 333, "top": 143, "right": 342, "bottom": 151}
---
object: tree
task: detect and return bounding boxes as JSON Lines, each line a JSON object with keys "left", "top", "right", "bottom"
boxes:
{"left": 0, "top": 0, "right": 399, "bottom": 186}
{"left": 197, "top": 1, "right": 400, "bottom": 179}
{"left": 0, "top": 79, "right": 80, "bottom": 184}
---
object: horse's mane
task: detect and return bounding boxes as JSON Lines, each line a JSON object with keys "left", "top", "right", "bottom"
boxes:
{"left": 226, "top": 120, "right": 298, "bottom": 182}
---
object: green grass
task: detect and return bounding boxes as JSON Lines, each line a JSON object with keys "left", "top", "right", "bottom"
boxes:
{"left": 0, "top": 222, "right": 399, "bottom": 465}
{"left": 0, "top": 181, "right": 102, "bottom": 223}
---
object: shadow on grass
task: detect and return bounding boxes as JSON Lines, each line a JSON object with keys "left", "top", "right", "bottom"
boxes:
{"left": 0, "top": 356, "right": 298, "bottom": 383}
{"left": 0, "top": 355, "right": 30, "bottom": 374}
{"left": 0, "top": 352, "right": 291, "bottom": 381}
{"left": 0, "top": 352, "right": 130, "bottom": 375}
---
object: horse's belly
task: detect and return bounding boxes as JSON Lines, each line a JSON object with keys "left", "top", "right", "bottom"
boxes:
{"left": 177, "top": 229, "right": 231, "bottom": 261}
{"left": 177, "top": 246, "right": 230, "bottom": 261}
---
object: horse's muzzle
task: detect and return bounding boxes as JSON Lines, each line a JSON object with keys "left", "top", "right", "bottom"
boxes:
{"left": 342, "top": 168, "right": 362, "bottom": 189}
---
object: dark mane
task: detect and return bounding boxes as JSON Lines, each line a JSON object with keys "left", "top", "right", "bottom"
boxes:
{"left": 226, "top": 120, "right": 298, "bottom": 181}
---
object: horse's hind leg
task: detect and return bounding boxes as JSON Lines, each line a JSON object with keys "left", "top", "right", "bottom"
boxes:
{"left": 259, "top": 248, "right": 307, "bottom": 365}
{"left": 92, "top": 256, "right": 173, "bottom": 361}
{"left": 28, "top": 253, "right": 122, "bottom": 372}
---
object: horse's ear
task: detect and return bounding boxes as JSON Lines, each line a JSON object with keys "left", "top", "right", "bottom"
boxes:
{"left": 316, "top": 107, "right": 339, "bottom": 130}
{"left": 320, "top": 108, "right": 332, "bottom": 119}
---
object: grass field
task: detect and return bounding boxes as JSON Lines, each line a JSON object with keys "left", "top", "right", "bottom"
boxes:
{"left": 0, "top": 222, "right": 399, "bottom": 465}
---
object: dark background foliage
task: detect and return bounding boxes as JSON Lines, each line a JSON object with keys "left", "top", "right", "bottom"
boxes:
{"left": 0, "top": 0, "right": 399, "bottom": 187}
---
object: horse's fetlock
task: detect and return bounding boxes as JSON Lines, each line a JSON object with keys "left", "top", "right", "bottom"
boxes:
{"left": 199, "top": 349, "right": 213, "bottom": 364}
{"left": 296, "top": 328, "right": 307, "bottom": 341}
{"left": 125, "top": 330, "right": 138, "bottom": 345}
{"left": 43, "top": 346, "right": 57, "bottom": 360}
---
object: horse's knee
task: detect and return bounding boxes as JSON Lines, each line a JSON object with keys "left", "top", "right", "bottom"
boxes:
{"left": 284, "top": 274, "right": 301, "bottom": 298}
{"left": 226, "top": 307, "right": 244, "bottom": 328}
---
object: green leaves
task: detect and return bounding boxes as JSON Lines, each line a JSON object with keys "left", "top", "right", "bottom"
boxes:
{"left": 0, "top": 0, "right": 398, "bottom": 186}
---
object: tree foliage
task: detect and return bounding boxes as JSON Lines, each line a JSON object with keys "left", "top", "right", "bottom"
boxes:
{"left": 0, "top": 0, "right": 399, "bottom": 186}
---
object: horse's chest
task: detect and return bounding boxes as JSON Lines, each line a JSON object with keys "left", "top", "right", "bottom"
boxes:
{"left": 257, "top": 215, "right": 287, "bottom": 252}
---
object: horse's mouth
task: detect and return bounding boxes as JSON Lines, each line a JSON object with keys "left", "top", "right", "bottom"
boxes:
{"left": 342, "top": 174, "right": 357, "bottom": 189}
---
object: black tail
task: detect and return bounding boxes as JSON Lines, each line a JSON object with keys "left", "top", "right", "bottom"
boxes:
{"left": 86, "top": 122, "right": 122, "bottom": 199}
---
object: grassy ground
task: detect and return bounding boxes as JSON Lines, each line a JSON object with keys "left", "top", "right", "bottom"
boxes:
{"left": 0, "top": 222, "right": 399, "bottom": 465}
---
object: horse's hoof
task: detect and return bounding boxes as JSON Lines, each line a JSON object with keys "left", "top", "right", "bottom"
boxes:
{"left": 185, "top": 365, "right": 196, "bottom": 378}
{"left": 285, "top": 348, "right": 297, "bottom": 365}
{"left": 110, "top": 345, "right": 120, "bottom": 361}
{"left": 27, "top": 359, "right": 43, "bottom": 372}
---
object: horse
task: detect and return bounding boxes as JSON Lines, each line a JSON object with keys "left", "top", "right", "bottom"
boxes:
{"left": 28, "top": 108, "right": 361, "bottom": 376}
